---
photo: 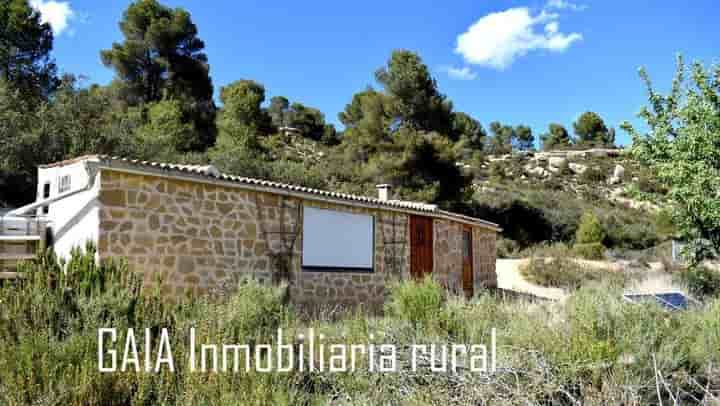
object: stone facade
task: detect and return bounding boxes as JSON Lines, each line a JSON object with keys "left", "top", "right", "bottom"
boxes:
{"left": 433, "top": 219, "right": 463, "bottom": 293}
{"left": 474, "top": 227, "right": 498, "bottom": 290}
{"left": 96, "top": 169, "right": 496, "bottom": 307}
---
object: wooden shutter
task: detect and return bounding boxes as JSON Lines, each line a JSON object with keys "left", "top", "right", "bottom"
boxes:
{"left": 410, "top": 216, "right": 433, "bottom": 279}
{"left": 462, "top": 226, "right": 474, "bottom": 298}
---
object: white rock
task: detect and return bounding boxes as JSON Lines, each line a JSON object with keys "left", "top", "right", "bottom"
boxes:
{"left": 548, "top": 157, "right": 567, "bottom": 168}
{"left": 569, "top": 163, "right": 587, "bottom": 174}
{"left": 609, "top": 164, "right": 625, "bottom": 184}
{"left": 528, "top": 166, "right": 550, "bottom": 178}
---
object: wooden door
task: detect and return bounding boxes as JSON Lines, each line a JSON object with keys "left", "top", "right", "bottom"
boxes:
{"left": 410, "top": 216, "right": 433, "bottom": 279}
{"left": 462, "top": 226, "right": 474, "bottom": 298}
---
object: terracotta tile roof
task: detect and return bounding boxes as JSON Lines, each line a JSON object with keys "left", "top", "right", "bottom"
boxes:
{"left": 44, "top": 155, "right": 501, "bottom": 230}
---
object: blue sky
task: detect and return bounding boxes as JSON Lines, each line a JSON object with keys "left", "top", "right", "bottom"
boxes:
{"left": 36, "top": 0, "right": 719, "bottom": 146}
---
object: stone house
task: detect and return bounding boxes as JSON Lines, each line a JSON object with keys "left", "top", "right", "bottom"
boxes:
{"left": 11, "top": 155, "right": 500, "bottom": 307}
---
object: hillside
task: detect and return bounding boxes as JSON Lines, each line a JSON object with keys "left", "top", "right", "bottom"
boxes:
{"left": 252, "top": 134, "right": 674, "bottom": 260}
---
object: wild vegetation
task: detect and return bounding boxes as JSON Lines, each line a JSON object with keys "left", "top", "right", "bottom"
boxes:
{"left": 1, "top": 248, "right": 719, "bottom": 405}
{"left": 2, "top": 0, "right": 720, "bottom": 404}
{"left": 2, "top": 0, "right": 619, "bottom": 212}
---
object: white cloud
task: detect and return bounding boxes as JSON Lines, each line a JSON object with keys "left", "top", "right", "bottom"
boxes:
{"left": 442, "top": 66, "right": 478, "bottom": 80}
{"left": 545, "top": 21, "right": 559, "bottom": 34}
{"left": 546, "top": 0, "right": 588, "bottom": 11}
{"left": 455, "top": 7, "right": 582, "bottom": 70}
{"left": 30, "top": 0, "right": 74, "bottom": 36}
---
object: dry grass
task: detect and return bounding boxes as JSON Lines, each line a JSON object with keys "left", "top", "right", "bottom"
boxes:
{"left": 2, "top": 248, "right": 720, "bottom": 404}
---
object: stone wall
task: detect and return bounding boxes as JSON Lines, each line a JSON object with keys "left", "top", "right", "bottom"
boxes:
{"left": 96, "top": 169, "right": 495, "bottom": 307}
{"left": 473, "top": 228, "right": 497, "bottom": 289}
{"left": 432, "top": 220, "right": 498, "bottom": 294}
{"left": 289, "top": 202, "right": 410, "bottom": 309}
{"left": 433, "top": 219, "right": 464, "bottom": 294}
{"left": 97, "top": 169, "right": 410, "bottom": 307}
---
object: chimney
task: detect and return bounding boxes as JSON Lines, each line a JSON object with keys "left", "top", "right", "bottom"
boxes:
{"left": 376, "top": 184, "right": 392, "bottom": 202}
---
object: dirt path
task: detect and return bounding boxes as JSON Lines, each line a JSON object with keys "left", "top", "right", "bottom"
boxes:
{"left": 496, "top": 259, "right": 690, "bottom": 300}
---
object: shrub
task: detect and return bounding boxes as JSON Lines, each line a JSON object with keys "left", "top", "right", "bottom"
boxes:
{"left": 488, "top": 161, "right": 507, "bottom": 180}
{"left": 214, "top": 278, "right": 288, "bottom": 343}
{"left": 496, "top": 237, "right": 520, "bottom": 258}
{"left": 573, "top": 242, "right": 606, "bottom": 260}
{"left": 385, "top": 276, "right": 443, "bottom": 328}
{"left": 576, "top": 211, "right": 605, "bottom": 244}
{"left": 678, "top": 266, "right": 720, "bottom": 299}
{"left": 520, "top": 257, "right": 621, "bottom": 290}
{"left": 579, "top": 166, "right": 607, "bottom": 183}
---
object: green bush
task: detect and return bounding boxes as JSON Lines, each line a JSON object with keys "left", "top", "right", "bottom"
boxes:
{"left": 385, "top": 276, "right": 443, "bottom": 328}
{"left": 520, "top": 257, "right": 620, "bottom": 289}
{"left": 496, "top": 237, "right": 520, "bottom": 258}
{"left": 579, "top": 166, "right": 608, "bottom": 183}
{"left": 576, "top": 211, "right": 605, "bottom": 244}
{"left": 678, "top": 266, "right": 720, "bottom": 299}
{"left": 573, "top": 242, "right": 606, "bottom": 260}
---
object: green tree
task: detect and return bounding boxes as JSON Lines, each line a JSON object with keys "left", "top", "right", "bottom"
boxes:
{"left": 573, "top": 111, "right": 613, "bottom": 146}
{"left": 541, "top": 123, "right": 572, "bottom": 150}
{"left": 0, "top": 0, "right": 58, "bottom": 99}
{"left": 100, "top": 0, "right": 216, "bottom": 150}
{"left": 574, "top": 211, "right": 606, "bottom": 259}
{"left": 451, "top": 112, "right": 485, "bottom": 145}
{"left": 218, "top": 80, "right": 273, "bottom": 136}
{"left": 136, "top": 99, "right": 194, "bottom": 159}
{"left": 268, "top": 96, "right": 290, "bottom": 128}
{"left": 364, "top": 129, "right": 469, "bottom": 207}
{"left": 286, "top": 102, "right": 332, "bottom": 141}
{"left": 375, "top": 50, "right": 452, "bottom": 134}
{"left": 451, "top": 112, "right": 486, "bottom": 162}
{"left": 623, "top": 57, "right": 720, "bottom": 263}
{"left": 576, "top": 211, "right": 605, "bottom": 244}
{"left": 486, "top": 121, "right": 514, "bottom": 154}
{"left": 216, "top": 81, "right": 270, "bottom": 153}
{"left": 513, "top": 125, "right": 534, "bottom": 151}
{"left": 338, "top": 88, "right": 393, "bottom": 162}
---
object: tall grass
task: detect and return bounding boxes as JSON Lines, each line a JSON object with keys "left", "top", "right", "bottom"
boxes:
{"left": 1, "top": 250, "right": 718, "bottom": 404}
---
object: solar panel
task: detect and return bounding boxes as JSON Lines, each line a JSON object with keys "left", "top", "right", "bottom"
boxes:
{"left": 654, "top": 293, "right": 688, "bottom": 310}
{"left": 623, "top": 292, "right": 690, "bottom": 311}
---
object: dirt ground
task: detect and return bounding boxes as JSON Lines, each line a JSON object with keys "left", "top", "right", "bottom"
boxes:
{"left": 495, "top": 258, "right": 691, "bottom": 301}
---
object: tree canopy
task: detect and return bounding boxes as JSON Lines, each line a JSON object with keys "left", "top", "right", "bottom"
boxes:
{"left": 623, "top": 57, "right": 720, "bottom": 263}
{"left": 541, "top": 123, "right": 572, "bottom": 150}
{"left": 573, "top": 111, "right": 614, "bottom": 147}
{"left": 0, "top": 0, "right": 58, "bottom": 99}
{"left": 101, "top": 0, "right": 216, "bottom": 151}
{"left": 375, "top": 50, "right": 453, "bottom": 134}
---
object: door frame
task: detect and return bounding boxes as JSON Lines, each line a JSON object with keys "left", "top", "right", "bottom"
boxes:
{"left": 462, "top": 225, "right": 474, "bottom": 298}
{"left": 410, "top": 215, "right": 434, "bottom": 279}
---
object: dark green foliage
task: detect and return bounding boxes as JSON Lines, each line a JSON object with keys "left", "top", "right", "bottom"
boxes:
{"left": 375, "top": 49, "right": 453, "bottom": 134}
{"left": 579, "top": 165, "right": 608, "bottom": 183}
{"left": 540, "top": 123, "right": 572, "bottom": 150}
{"left": 100, "top": 0, "right": 216, "bottom": 151}
{"left": 486, "top": 121, "right": 514, "bottom": 154}
{"left": 513, "top": 124, "right": 534, "bottom": 151}
{"left": 521, "top": 257, "right": 620, "bottom": 289}
{"left": 574, "top": 211, "right": 607, "bottom": 258}
{"left": 218, "top": 80, "right": 273, "bottom": 139}
{"left": 678, "top": 266, "right": 720, "bottom": 299}
{"left": 0, "top": 76, "right": 139, "bottom": 205}
{"left": 0, "top": 0, "right": 58, "bottom": 99}
{"left": 573, "top": 242, "right": 606, "bottom": 260}
{"left": 0, "top": 245, "right": 292, "bottom": 404}
{"left": 287, "top": 102, "right": 333, "bottom": 141}
{"left": 576, "top": 211, "right": 605, "bottom": 244}
{"left": 385, "top": 276, "right": 443, "bottom": 328}
{"left": 573, "top": 111, "right": 614, "bottom": 147}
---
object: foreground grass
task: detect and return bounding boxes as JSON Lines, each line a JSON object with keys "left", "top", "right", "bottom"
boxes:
{"left": 1, "top": 248, "right": 719, "bottom": 405}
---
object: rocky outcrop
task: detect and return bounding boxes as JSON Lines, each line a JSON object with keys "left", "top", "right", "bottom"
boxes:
{"left": 609, "top": 164, "right": 625, "bottom": 185}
